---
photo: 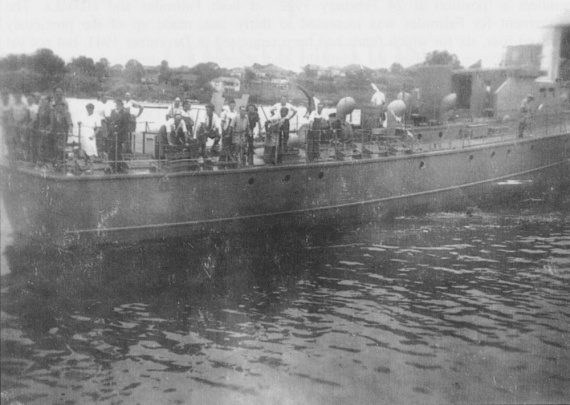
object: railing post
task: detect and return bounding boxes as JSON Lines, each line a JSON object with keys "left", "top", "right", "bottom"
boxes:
{"left": 318, "top": 129, "right": 322, "bottom": 162}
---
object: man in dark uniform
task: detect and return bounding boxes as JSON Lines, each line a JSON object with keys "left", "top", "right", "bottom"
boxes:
{"left": 47, "top": 101, "right": 71, "bottom": 168}
{"left": 35, "top": 95, "right": 52, "bottom": 166}
{"left": 246, "top": 104, "right": 261, "bottom": 165}
{"left": 518, "top": 94, "right": 534, "bottom": 138}
{"left": 108, "top": 99, "right": 130, "bottom": 173}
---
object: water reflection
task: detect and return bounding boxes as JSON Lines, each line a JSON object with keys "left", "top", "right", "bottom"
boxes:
{"left": 1, "top": 205, "right": 570, "bottom": 404}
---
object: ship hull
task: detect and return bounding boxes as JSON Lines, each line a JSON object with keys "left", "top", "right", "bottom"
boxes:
{"left": 1, "top": 133, "right": 569, "bottom": 247}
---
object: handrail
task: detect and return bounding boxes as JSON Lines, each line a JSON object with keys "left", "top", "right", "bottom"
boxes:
{"left": 2, "top": 109, "right": 569, "bottom": 174}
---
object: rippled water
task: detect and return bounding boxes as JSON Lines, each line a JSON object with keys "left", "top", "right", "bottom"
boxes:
{"left": 1, "top": 199, "right": 570, "bottom": 404}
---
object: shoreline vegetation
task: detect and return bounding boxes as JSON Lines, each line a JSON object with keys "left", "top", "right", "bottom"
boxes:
{"left": 0, "top": 48, "right": 462, "bottom": 105}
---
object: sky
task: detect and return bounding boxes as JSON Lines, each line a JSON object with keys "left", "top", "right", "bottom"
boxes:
{"left": 0, "top": 0, "right": 567, "bottom": 71}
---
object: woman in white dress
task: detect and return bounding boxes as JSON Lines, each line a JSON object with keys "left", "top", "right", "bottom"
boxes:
{"left": 79, "top": 103, "right": 100, "bottom": 161}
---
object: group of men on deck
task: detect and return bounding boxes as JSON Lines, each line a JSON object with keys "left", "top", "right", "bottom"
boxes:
{"left": 0, "top": 88, "right": 144, "bottom": 173}
{"left": 159, "top": 95, "right": 305, "bottom": 165}
{"left": 1, "top": 88, "right": 72, "bottom": 166}
{"left": 161, "top": 99, "right": 262, "bottom": 165}
{"left": 1, "top": 87, "right": 339, "bottom": 170}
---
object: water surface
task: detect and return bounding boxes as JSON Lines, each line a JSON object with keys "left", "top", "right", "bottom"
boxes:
{"left": 1, "top": 199, "right": 569, "bottom": 404}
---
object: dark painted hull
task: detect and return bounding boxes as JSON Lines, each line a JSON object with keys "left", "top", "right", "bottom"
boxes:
{"left": 1, "top": 133, "right": 569, "bottom": 247}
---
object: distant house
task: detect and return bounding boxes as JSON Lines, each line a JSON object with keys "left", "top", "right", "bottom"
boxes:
{"left": 250, "top": 63, "right": 291, "bottom": 79}
{"left": 210, "top": 76, "right": 241, "bottom": 93}
{"left": 172, "top": 71, "right": 198, "bottom": 86}
{"left": 317, "top": 66, "right": 343, "bottom": 78}
{"left": 141, "top": 76, "right": 159, "bottom": 84}
{"left": 342, "top": 64, "right": 365, "bottom": 74}
{"left": 230, "top": 67, "right": 245, "bottom": 78}
{"left": 270, "top": 78, "right": 289, "bottom": 91}
{"left": 143, "top": 65, "right": 160, "bottom": 84}
{"left": 250, "top": 68, "right": 267, "bottom": 78}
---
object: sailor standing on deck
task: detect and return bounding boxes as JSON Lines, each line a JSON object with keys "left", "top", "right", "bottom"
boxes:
{"left": 221, "top": 99, "right": 238, "bottom": 154}
{"left": 370, "top": 83, "right": 386, "bottom": 108}
{"left": 27, "top": 93, "right": 40, "bottom": 163}
{"left": 11, "top": 92, "right": 30, "bottom": 161}
{"left": 165, "top": 113, "right": 189, "bottom": 147}
{"left": 95, "top": 93, "right": 112, "bottom": 155}
{"left": 269, "top": 96, "right": 297, "bottom": 150}
{"left": 196, "top": 103, "right": 222, "bottom": 159}
{"left": 167, "top": 97, "right": 183, "bottom": 120}
{"left": 50, "top": 87, "right": 73, "bottom": 139}
{"left": 265, "top": 107, "right": 290, "bottom": 160}
{"left": 232, "top": 106, "right": 250, "bottom": 163}
{"left": 123, "top": 92, "right": 144, "bottom": 150}
{"left": 180, "top": 100, "right": 195, "bottom": 137}
{"left": 246, "top": 104, "right": 262, "bottom": 164}
{"left": 124, "top": 92, "right": 144, "bottom": 121}
{"left": 35, "top": 95, "right": 52, "bottom": 166}
{"left": 78, "top": 103, "right": 100, "bottom": 169}
{"left": 47, "top": 101, "right": 71, "bottom": 168}
{"left": 518, "top": 94, "right": 534, "bottom": 138}
{"left": 52, "top": 88, "right": 69, "bottom": 111}
{"left": 109, "top": 99, "right": 130, "bottom": 173}
{"left": 270, "top": 96, "right": 297, "bottom": 119}
{"left": 308, "top": 102, "right": 325, "bottom": 129}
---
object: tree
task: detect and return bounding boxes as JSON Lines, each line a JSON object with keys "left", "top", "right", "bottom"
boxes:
{"left": 190, "top": 62, "right": 222, "bottom": 89}
{"left": 190, "top": 62, "right": 220, "bottom": 80}
{"left": 93, "top": 58, "right": 110, "bottom": 81}
{"left": 244, "top": 68, "right": 256, "bottom": 85}
{"left": 158, "top": 60, "right": 172, "bottom": 84}
{"left": 68, "top": 56, "right": 97, "bottom": 76}
{"left": 0, "top": 54, "right": 29, "bottom": 71}
{"left": 424, "top": 50, "right": 462, "bottom": 69}
{"left": 302, "top": 64, "right": 318, "bottom": 79}
{"left": 390, "top": 62, "right": 405, "bottom": 75}
{"left": 0, "top": 68, "right": 42, "bottom": 93}
{"left": 124, "top": 59, "right": 145, "bottom": 83}
{"left": 64, "top": 72, "right": 101, "bottom": 94}
{"left": 30, "top": 49, "right": 66, "bottom": 80}
{"left": 0, "top": 48, "right": 65, "bottom": 91}
{"left": 28, "top": 49, "right": 66, "bottom": 90}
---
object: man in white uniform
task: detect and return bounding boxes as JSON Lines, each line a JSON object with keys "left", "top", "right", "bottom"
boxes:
{"left": 269, "top": 96, "right": 297, "bottom": 150}
{"left": 78, "top": 103, "right": 100, "bottom": 167}
{"left": 167, "top": 97, "right": 183, "bottom": 120}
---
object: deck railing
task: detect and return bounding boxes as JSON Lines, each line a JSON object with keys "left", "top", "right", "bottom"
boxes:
{"left": 1, "top": 109, "right": 569, "bottom": 174}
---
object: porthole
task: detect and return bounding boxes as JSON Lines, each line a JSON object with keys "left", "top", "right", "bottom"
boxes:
{"left": 318, "top": 171, "right": 324, "bottom": 179}
{"left": 419, "top": 161, "right": 425, "bottom": 169}
{"left": 283, "top": 174, "right": 291, "bottom": 182}
{"left": 491, "top": 151, "right": 496, "bottom": 158}
{"left": 248, "top": 177, "right": 255, "bottom": 185}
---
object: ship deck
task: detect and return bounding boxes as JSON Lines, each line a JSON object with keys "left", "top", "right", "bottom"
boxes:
{"left": 11, "top": 125, "right": 569, "bottom": 179}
